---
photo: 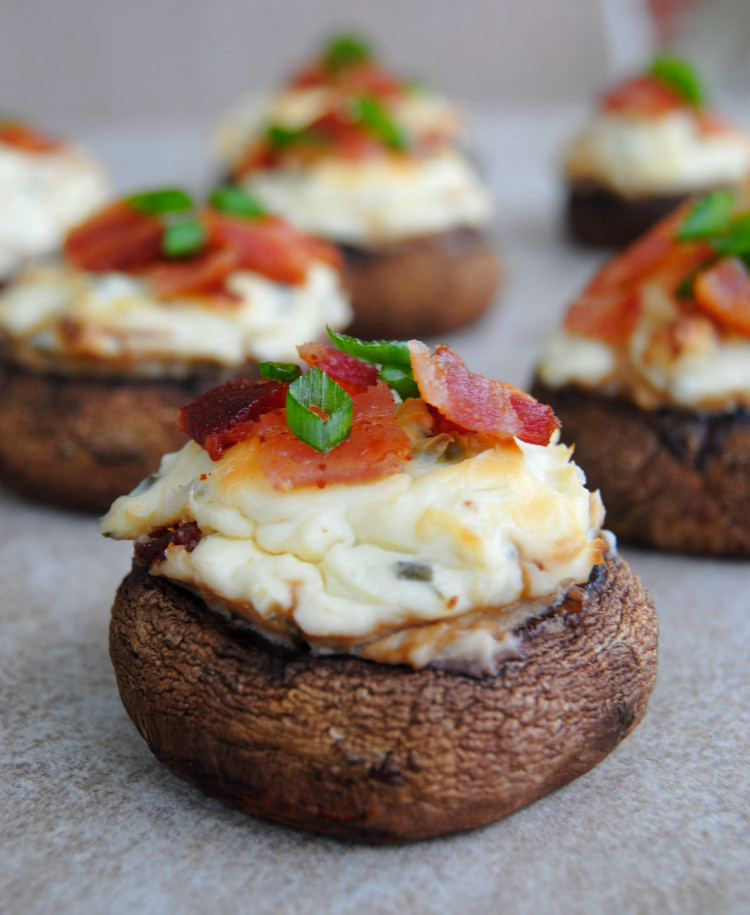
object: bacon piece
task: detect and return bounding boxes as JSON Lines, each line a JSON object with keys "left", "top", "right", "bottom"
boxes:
{"left": 148, "top": 246, "right": 239, "bottom": 299}
{"left": 693, "top": 257, "right": 750, "bottom": 337}
{"left": 297, "top": 342, "right": 379, "bottom": 395}
{"left": 65, "top": 201, "right": 163, "bottom": 273}
{"left": 206, "top": 212, "right": 342, "bottom": 285}
{"left": 256, "top": 380, "right": 410, "bottom": 490}
{"left": 601, "top": 76, "right": 686, "bottom": 116}
{"left": 134, "top": 521, "right": 203, "bottom": 567}
{"left": 0, "top": 122, "right": 61, "bottom": 153}
{"left": 565, "top": 204, "right": 713, "bottom": 345}
{"left": 179, "top": 379, "right": 288, "bottom": 461}
{"left": 409, "top": 342, "right": 560, "bottom": 446}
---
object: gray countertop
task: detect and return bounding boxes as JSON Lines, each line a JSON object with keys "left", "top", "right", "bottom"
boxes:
{"left": 2, "top": 109, "right": 750, "bottom": 915}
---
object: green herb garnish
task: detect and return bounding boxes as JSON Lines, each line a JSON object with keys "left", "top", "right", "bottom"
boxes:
{"left": 322, "top": 34, "right": 372, "bottom": 72}
{"left": 649, "top": 56, "right": 703, "bottom": 107}
{"left": 396, "top": 561, "right": 433, "bottom": 582}
{"left": 258, "top": 361, "right": 302, "bottom": 382}
{"left": 129, "top": 188, "right": 194, "bottom": 216}
{"left": 377, "top": 365, "right": 420, "bottom": 400}
{"left": 677, "top": 191, "right": 735, "bottom": 241}
{"left": 327, "top": 328, "right": 412, "bottom": 368}
{"left": 351, "top": 95, "right": 408, "bottom": 151}
{"left": 286, "top": 366, "right": 353, "bottom": 453}
{"left": 266, "top": 123, "right": 309, "bottom": 151}
{"left": 210, "top": 185, "right": 266, "bottom": 219}
{"left": 162, "top": 219, "right": 206, "bottom": 259}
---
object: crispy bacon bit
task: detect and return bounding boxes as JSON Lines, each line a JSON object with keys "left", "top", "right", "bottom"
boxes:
{"left": 256, "top": 380, "right": 410, "bottom": 490}
{"left": 65, "top": 201, "right": 163, "bottom": 273}
{"left": 693, "top": 257, "right": 750, "bottom": 336}
{"left": 134, "top": 521, "right": 203, "bottom": 567}
{"left": 565, "top": 205, "right": 714, "bottom": 345}
{"left": 0, "top": 121, "right": 61, "bottom": 153}
{"left": 297, "top": 342, "right": 379, "bottom": 395}
{"left": 206, "top": 211, "right": 342, "bottom": 285}
{"left": 148, "top": 246, "right": 239, "bottom": 299}
{"left": 179, "top": 379, "right": 288, "bottom": 461}
{"left": 601, "top": 75, "right": 686, "bottom": 116}
{"left": 409, "top": 342, "right": 560, "bottom": 446}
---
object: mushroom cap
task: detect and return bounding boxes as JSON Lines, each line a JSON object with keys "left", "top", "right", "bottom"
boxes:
{"left": 532, "top": 380, "right": 750, "bottom": 555}
{"left": 110, "top": 553, "right": 656, "bottom": 842}
{"left": 339, "top": 227, "right": 501, "bottom": 339}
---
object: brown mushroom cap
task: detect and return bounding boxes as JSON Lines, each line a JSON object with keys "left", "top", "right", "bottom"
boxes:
{"left": 532, "top": 380, "right": 750, "bottom": 556}
{"left": 109, "top": 554, "right": 657, "bottom": 842}
{"left": 0, "top": 356, "right": 250, "bottom": 512}
{"left": 566, "top": 179, "right": 691, "bottom": 248}
{"left": 339, "top": 228, "right": 501, "bottom": 339}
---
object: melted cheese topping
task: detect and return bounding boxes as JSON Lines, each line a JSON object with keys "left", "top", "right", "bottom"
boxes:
{"left": 101, "top": 430, "right": 606, "bottom": 672}
{"left": 240, "top": 149, "right": 493, "bottom": 244}
{"left": 564, "top": 111, "right": 750, "bottom": 197}
{"left": 0, "top": 261, "right": 351, "bottom": 376}
{"left": 539, "top": 283, "right": 750, "bottom": 410}
{"left": 0, "top": 142, "right": 108, "bottom": 280}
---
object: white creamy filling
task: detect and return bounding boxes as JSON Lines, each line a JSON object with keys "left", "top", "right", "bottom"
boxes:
{"left": 241, "top": 150, "right": 494, "bottom": 244}
{"left": 0, "top": 261, "right": 351, "bottom": 374}
{"left": 212, "top": 88, "right": 462, "bottom": 170}
{"left": 564, "top": 111, "right": 750, "bottom": 197}
{"left": 101, "top": 432, "right": 605, "bottom": 670}
{"left": 0, "top": 143, "right": 109, "bottom": 280}
{"left": 539, "top": 284, "right": 750, "bottom": 410}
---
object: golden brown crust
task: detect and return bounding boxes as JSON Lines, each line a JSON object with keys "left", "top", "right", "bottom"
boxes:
{"left": 532, "top": 380, "right": 750, "bottom": 555}
{"left": 566, "top": 180, "right": 690, "bottom": 248}
{"left": 109, "top": 554, "right": 657, "bottom": 842}
{"left": 340, "top": 228, "right": 501, "bottom": 339}
{"left": 0, "top": 357, "right": 236, "bottom": 513}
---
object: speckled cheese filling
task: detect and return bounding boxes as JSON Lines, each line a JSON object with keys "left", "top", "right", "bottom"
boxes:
{"left": 0, "top": 143, "right": 109, "bottom": 280}
{"left": 538, "top": 284, "right": 750, "bottom": 411}
{"left": 101, "top": 431, "right": 606, "bottom": 672}
{"left": 0, "top": 261, "right": 352, "bottom": 377}
{"left": 564, "top": 111, "right": 750, "bottom": 198}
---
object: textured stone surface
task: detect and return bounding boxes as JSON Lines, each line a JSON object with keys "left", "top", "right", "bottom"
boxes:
{"left": 2, "top": 111, "right": 750, "bottom": 914}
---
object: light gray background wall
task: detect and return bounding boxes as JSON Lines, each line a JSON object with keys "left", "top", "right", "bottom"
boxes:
{"left": 1, "top": 0, "right": 627, "bottom": 131}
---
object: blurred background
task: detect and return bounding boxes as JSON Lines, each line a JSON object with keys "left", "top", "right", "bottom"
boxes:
{"left": 2, "top": 0, "right": 749, "bottom": 133}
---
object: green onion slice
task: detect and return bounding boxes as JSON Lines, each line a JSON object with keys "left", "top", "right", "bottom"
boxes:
{"left": 286, "top": 367, "right": 353, "bottom": 453}
{"left": 258, "top": 361, "right": 302, "bottom": 382}
{"left": 266, "top": 123, "right": 308, "bottom": 150}
{"left": 327, "top": 328, "right": 412, "bottom": 368}
{"left": 210, "top": 185, "right": 267, "bottom": 219}
{"left": 129, "top": 188, "right": 194, "bottom": 216}
{"left": 378, "top": 365, "right": 420, "bottom": 400}
{"left": 711, "top": 212, "right": 750, "bottom": 257}
{"left": 322, "top": 34, "right": 372, "bottom": 72}
{"left": 677, "top": 191, "right": 735, "bottom": 241}
{"left": 352, "top": 95, "right": 408, "bottom": 150}
{"left": 649, "top": 56, "right": 703, "bottom": 107}
{"left": 162, "top": 219, "right": 206, "bottom": 259}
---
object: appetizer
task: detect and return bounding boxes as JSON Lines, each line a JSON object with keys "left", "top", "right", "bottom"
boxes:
{"left": 0, "top": 186, "right": 350, "bottom": 511}
{"left": 564, "top": 56, "right": 750, "bottom": 247}
{"left": 535, "top": 189, "right": 750, "bottom": 553}
{"left": 0, "top": 117, "right": 108, "bottom": 281}
{"left": 102, "top": 331, "right": 657, "bottom": 842}
{"left": 214, "top": 35, "right": 500, "bottom": 338}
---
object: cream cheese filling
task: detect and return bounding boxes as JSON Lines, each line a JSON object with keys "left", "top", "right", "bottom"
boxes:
{"left": 0, "top": 143, "right": 109, "bottom": 280}
{"left": 101, "top": 430, "right": 606, "bottom": 672}
{"left": 564, "top": 111, "right": 750, "bottom": 198}
{"left": 539, "top": 284, "right": 750, "bottom": 410}
{"left": 240, "top": 149, "right": 494, "bottom": 244}
{"left": 0, "top": 261, "right": 351, "bottom": 376}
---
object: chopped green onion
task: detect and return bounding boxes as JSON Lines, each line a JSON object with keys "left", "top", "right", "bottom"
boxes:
{"left": 677, "top": 191, "right": 735, "bottom": 241}
{"left": 322, "top": 34, "right": 372, "bottom": 72}
{"left": 378, "top": 365, "right": 420, "bottom": 400}
{"left": 129, "top": 188, "right": 194, "bottom": 216}
{"left": 258, "top": 361, "right": 302, "bottom": 382}
{"left": 162, "top": 219, "right": 206, "bottom": 259}
{"left": 396, "top": 561, "right": 433, "bottom": 582}
{"left": 712, "top": 212, "right": 750, "bottom": 257}
{"left": 650, "top": 56, "right": 703, "bottom": 107}
{"left": 327, "top": 328, "right": 412, "bottom": 368}
{"left": 210, "top": 185, "right": 267, "bottom": 219}
{"left": 351, "top": 95, "right": 408, "bottom": 150}
{"left": 286, "top": 366, "right": 352, "bottom": 453}
{"left": 266, "top": 123, "right": 308, "bottom": 150}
